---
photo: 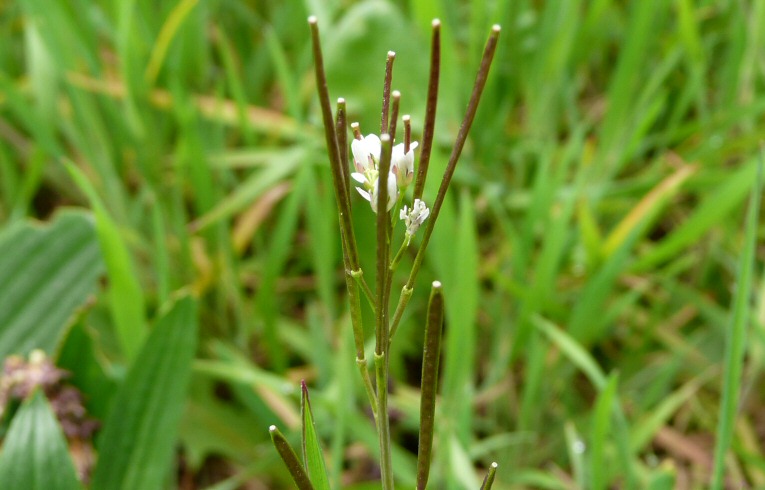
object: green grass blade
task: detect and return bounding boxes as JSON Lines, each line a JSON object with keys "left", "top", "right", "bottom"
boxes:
{"left": 0, "top": 390, "right": 82, "bottom": 490}
{"left": 66, "top": 162, "right": 147, "bottom": 361}
{"left": 534, "top": 315, "right": 606, "bottom": 389}
{"left": 90, "top": 296, "right": 198, "bottom": 490}
{"left": 301, "top": 382, "right": 330, "bottom": 490}
{"left": 633, "top": 160, "right": 757, "bottom": 272}
{"left": 590, "top": 373, "right": 619, "bottom": 490}
{"left": 0, "top": 210, "right": 103, "bottom": 359}
{"left": 710, "top": 161, "right": 762, "bottom": 489}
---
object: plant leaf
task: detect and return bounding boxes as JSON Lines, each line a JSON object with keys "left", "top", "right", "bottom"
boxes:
{"left": 0, "top": 210, "right": 103, "bottom": 359}
{"left": 90, "top": 296, "right": 198, "bottom": 490}
{"left": 301, "top": 381, "right": 330, "bottom": 490}
{"left": 0, "top": 390, "right": 82, "bottom": 490}
{"left": 66, "top": 162, "right": 147, "bottom": 360}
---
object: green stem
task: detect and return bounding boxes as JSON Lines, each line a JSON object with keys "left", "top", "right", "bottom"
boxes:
{"left": 351, "top": 268, "right": 376, "bottom": 312}
{"left": 375, "top": 352, "right": 394, "bottom": 490}
{"left": 388, "top": 285, "right": 413, "bottom": 343}
{"left": 375, "top": 135, "right": 395, "bottom": 489}
{"left": 357, "top": 357, "right": 378, "bottom": 418}
{"left": 389, "top": 235, "right": 410, "bottom": 272}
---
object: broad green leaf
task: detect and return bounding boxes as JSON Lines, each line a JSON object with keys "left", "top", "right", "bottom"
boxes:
{"left": 90, "top": 296, "right": 198, "bottom": 490}
{"left": 301, "top": 382, "right": 330, "bottom": 490}
{"left": 0, "top": 210, "right": 103, "bottom": 359}
{"left": 66, "top": 163, "right": 147, "bottom": 360}
{"left": 0, "top": 391, "right": 82, "bottom": 490}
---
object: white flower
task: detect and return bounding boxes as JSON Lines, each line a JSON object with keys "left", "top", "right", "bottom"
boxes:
{"left": 351, "top": 134, "right": 381, "bottom": 173}
{"left": 399, "top": 199, "right": 430, "bottom": 235}
{"left": 391, "top": 141, "right": 418, "bottom": 187}
{"left": 356, "top": 172, "right": 398, "bottom": 213}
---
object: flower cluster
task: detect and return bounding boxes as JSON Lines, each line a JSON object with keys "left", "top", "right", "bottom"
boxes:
{"left": 400, "top": 199, "right": 430, "bottom": 236}
{"left": 349, "top": 125, "right": 428, "bottom": 236}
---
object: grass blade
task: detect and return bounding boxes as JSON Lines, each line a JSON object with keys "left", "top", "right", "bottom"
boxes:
{"left": 66, "top": 162, "right": 147, "bottom": 361}
{"left": 710, "top": 160, "right": 762, "bottom": 489}
{"left": 301, "top": 382, "right": 330, "bottom": 490}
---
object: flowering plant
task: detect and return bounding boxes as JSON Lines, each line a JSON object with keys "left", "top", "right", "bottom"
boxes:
{"left": 270, "top": 15, "right": 500, "bottom": 490}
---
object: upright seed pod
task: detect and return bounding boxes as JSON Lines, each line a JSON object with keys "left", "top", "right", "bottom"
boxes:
{"left": 416, "top": 280, "right": 445, "bottom": 490}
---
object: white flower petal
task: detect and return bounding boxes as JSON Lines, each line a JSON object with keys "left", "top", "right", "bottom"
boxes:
{"left": 355, "top": 187, "right": 371, "bottom": 202}
{"left": 351, "top": 172, "right": 367, "bottom": 184}
{"left": 364, "top": 134, "right": 381, "bottom": 161}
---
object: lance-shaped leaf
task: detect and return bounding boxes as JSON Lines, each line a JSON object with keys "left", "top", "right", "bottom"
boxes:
{"left": 302, "top": 381, "right": 330, "bottom": 490}
{"left": 416, "top": 281, "right": 445, "bottom": 490}
{"left": 90, "top": 296, "right": 197, "bottom": 490}
{"left": 270, "top": 424, "right": 314, "bottom": 490}
{"left": 0, "top": 390, "right": 82, "bottom": 490}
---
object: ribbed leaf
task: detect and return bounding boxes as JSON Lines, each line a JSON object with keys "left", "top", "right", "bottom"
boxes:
{"left": 0, "top": 210, "right": 102, "bottom": 359}
{"left": 0, "top": 390, "right": 82, "bottom": 490}
{"left": 90, "top": 296, "right": 198, "bottom": 490}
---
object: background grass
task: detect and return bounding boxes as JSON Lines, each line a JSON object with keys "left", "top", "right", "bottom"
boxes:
{"left": 0, "top": 0, "right": 764, "bottom": 488}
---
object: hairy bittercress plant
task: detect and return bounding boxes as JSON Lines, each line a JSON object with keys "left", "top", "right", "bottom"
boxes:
{"left": 270, "top": 16, "right": 500, "bottom": 490}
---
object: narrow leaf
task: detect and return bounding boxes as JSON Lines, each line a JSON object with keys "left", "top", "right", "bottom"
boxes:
{"left": 66, "top": 162, "right": 147, "bottom": 360}
{"left": 301, "top": 381, "right": 330, "bottom": 490}
{"left": 0, "top": 390, "right": 82, "bottom": 490}
{"left": 590, "top": 373, "right": 619, "bottom": 490}
{"left": 710, "top": 160, "right": 762, "bottom": 489}
{"left": 90, "top": 296, "right": 198, "bottom": 490}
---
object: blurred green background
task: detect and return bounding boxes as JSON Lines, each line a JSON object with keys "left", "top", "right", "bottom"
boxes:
{"left": 0, "top": 0, "right": 764, "bottom": 488}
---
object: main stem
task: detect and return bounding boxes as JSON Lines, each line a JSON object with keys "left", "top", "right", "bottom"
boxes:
{"left": 376, "top": 135, "right": 394, "bottom": 489}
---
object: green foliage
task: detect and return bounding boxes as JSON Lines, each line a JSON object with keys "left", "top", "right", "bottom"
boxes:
{"left": 0, "top": 210, "right": 103, "bottom": 359}
{"left": 0, "top": 391, "right": 82, "bottom": 490}
{"left": 90, "top": 297, "right": 198, "bottom": 490}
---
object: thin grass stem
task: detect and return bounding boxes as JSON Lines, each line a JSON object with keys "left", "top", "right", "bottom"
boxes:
{"left": 710, "top": 159, "right": 762, "bottom": 489}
